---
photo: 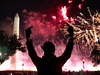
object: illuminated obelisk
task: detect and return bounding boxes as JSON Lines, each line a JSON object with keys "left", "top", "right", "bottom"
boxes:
{"left": 10, "top": 13, "right": 19, "bottom": 70}
{"left": 13, "top": 13, "right": 19, "bottom": 39}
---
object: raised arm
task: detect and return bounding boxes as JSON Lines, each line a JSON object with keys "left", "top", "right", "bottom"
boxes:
{"left": 26, "top": 37, "right": 37, "bottom": 59}
{"left": 57, "top": 25, "right": 74, "bottom": 66}
{"left": 60, "top": 37, "right": 74, "bottom": 62}
{"left": 25, "top": 26, "right": 39, "bottom": 65}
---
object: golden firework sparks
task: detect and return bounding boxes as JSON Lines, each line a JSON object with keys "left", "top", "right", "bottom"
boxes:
{"left": 61, "top": 7, "right": 100, "bottom": 50}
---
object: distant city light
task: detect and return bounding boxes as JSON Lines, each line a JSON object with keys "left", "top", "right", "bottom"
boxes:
{"left": 0, "top": 53, "right": 2, "bottom": 56}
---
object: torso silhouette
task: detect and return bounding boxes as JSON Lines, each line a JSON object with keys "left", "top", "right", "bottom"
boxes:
{"left": 26, "top": 38, "right": 73, "bottom": 75}
{"left": 37, "top": 55, "right": 62, "bottom": 75}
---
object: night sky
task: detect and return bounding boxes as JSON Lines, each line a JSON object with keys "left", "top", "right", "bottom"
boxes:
{"left": 0, "top": 0, "right": 99, "bottom": 21}
{"left": 0, "top": 0, "right": 100, "bottom": 70}
{"left": 0, "top": 0, "right": 99, "bottom": 38}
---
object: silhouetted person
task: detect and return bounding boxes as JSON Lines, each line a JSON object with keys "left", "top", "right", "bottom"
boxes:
{"left": 25, "top": 25, "right": 74, "bottom": 75}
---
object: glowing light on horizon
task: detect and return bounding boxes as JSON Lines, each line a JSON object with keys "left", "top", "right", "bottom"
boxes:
{"left": 0, "top": 53, "right": 1, "bottom": 56}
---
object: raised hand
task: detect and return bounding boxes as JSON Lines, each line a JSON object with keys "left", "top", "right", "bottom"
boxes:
{"left": 67, "top": 24, "right": 74, "bottom": 37}
{"left": 25, "top": 26, "right": 33, "bottom": 38}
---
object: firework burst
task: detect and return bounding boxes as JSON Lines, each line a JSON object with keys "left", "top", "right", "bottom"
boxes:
{"left": 61, "top": 7, "right": 100, "bottom": 50}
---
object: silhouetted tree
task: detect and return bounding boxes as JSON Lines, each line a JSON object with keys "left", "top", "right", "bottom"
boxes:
{"left": 0, "top": 30, "right": 26, "bottom": 64}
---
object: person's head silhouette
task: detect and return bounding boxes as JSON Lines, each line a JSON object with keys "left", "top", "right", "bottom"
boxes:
{"left": 41, "top": 41, "right": 55, "bottom": 57}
